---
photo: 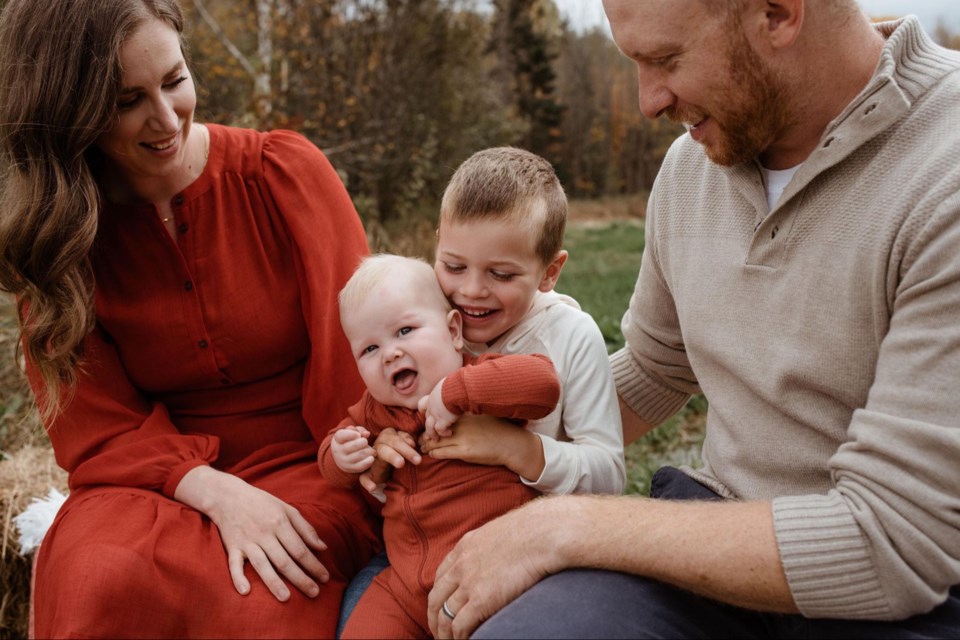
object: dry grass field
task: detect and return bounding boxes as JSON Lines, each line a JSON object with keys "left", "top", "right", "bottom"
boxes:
{"left": 1, "top": 294, "right": 65, "bottom": 639}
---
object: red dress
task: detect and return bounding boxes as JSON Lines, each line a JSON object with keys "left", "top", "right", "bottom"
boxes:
{"left": 29, "top": 125, "right": 381, "bottom": 639}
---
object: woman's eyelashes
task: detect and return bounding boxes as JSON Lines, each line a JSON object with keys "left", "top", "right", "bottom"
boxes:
{"left": 116, "top": 76, "right": 189, "bottom": 110}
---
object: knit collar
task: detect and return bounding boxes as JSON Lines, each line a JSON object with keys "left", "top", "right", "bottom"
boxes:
{"left": 723, "top": 16, "right": 956, "bottom": 213}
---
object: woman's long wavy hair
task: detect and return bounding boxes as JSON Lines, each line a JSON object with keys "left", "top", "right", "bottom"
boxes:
{"left": 0, "top": 0, "right": 185, "bottom": 421}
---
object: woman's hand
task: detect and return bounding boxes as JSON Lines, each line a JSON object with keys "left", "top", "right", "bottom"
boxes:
{"left": 420, "top": 413, "right": 546, "bottom": 481}
{"left": 175, "top": 465, "right": 329, "bottom": 601}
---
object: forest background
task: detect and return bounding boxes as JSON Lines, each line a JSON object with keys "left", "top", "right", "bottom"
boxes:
{"left": 2, "top": 1, "right": 960, "bottom": 637}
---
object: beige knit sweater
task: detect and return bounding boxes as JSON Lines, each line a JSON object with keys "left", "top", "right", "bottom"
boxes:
{"left": 610, "top": 17, "right": 960, "bottom": 621}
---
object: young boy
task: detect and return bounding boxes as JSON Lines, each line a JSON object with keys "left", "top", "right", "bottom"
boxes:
{"left": 319, "top": 254, "right": 560, "bottom": 638}
{"left": 427, "top": 146, "right": 625, "bottom": 496}
{"left": 336, "top": 148, "right": 626, "bottom": 635}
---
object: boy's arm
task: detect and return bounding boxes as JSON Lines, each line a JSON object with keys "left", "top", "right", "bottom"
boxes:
{"left": 442, "top": 353, "right": 560, "bottom": 420}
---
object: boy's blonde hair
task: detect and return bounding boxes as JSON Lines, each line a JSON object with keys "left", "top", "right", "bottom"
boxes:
{"left": 439, "top": 147, "right": 567, "bottom": 265}
{"left": 339, "top": 254, "right": 451, "bottom": 318}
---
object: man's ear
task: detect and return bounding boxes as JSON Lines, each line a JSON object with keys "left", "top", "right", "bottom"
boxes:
{"left": 538, "top": 250, "right": 569, "bottom": 292}
{"left": 746, "top": 0, "right": 804, "bottom": 50}
{"left": 447, "top": 309, "right": 464, "bottom": 350}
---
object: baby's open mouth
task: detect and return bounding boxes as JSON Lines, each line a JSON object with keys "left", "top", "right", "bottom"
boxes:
{"left": 392, "top": 368, "right": 418, "bottom": 392}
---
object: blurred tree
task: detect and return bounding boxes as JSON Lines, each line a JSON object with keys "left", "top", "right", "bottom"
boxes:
{"left": 2, "top": 0, "right": 955, "bottom": 224}
{"left": 489, "top": 0, "right": 566, "bottom": 171}
{"left": 555, "top": 26, "right": 683, "bottom": 198}
{"left": 934, "top": 18, "right": 960, "bottom": 48}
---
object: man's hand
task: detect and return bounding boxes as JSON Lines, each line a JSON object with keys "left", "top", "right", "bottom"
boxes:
{"left": 428, "top": 498, "right": 563, "bottom": 638}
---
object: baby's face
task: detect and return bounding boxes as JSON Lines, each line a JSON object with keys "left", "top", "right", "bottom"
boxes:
{"left": 342, "top": 271, "right": 463, "bottom": 409}
{"left": 435, "top": 219, "right": 548, "bottom": 345}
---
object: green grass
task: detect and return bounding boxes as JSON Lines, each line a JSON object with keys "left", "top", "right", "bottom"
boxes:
{"left": 556, "top": 220, "right": 645, "bottom": 352}
{"left": 555, "top": 219, "right": 706, "bottom": 497}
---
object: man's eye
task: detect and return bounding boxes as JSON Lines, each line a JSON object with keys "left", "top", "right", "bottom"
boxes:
{"left": 653, "top": 55, "right": 678, "bottom": 70}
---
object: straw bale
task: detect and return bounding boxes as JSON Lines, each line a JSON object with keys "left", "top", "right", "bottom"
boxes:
{"left": 0, "top": 445, "right": 67, "bottom": 639}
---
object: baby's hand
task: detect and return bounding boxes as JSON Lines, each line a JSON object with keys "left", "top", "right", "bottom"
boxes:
{"left": 418, "top": 378, "right": 460, "bottom": 440}
{"left": 330, "top": 425, "right": 375, "bottom": 473}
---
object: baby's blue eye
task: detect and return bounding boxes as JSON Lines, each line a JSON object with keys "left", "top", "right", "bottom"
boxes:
{"left": 398, "top": 327, "right": 413, "bottom": 336}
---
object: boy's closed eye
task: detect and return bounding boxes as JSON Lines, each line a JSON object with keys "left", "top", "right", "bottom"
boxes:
{"left": 489, "top": 270, "right": 515, "bottom": 282}
{"left": 441, "top": 262, "right": 465, "bottom": 274}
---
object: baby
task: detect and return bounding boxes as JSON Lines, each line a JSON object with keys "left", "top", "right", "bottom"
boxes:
{"left": 318, "top": 254, "right": 560, "bottom": 638}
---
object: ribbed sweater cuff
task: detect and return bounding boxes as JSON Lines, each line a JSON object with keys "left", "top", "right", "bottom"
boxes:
{"left": 773, "top": 493, "right": 891, "bottom": 619}
{"left": 609, "top": 348, "right": 689, "bottom": 426}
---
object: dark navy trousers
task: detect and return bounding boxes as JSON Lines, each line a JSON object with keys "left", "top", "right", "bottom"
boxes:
{"left": 473, "top": 467, "right": 960, "bottom": 639}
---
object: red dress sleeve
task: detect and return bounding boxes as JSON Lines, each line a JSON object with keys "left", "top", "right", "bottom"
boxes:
{"left": 26, "top": 327, "right": 219, "bottom": 497}
{"left": 260, "top": 131, "right": 368, "bottom": 441}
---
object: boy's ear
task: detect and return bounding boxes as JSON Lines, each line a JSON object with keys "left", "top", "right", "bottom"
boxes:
{"left": 538, "top": 250, "right": 568, "bottom": 292}
{"left": 447, "top": 309, "right": 464, "bottom": 350}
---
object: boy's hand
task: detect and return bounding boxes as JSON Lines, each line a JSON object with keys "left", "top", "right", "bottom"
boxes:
{"left": 330, "top": 425, "right": 375, "bottom": 473}
{"left": 419, "top": 378, "right": 460, "bottom": 440}
{"left": 356, "top": 428, "right": 420, "bottom": 499}
{"left": 358, "top": 457, "right": 390, "bottom": 499}
{"left": 420, "top": 414, "right": 546, "bottom": 482}
{"left": 371, "top": 427, "right": 421, "bottom": 470}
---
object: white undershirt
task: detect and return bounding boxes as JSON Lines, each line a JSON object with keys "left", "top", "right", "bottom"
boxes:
{"left": 761, "top": 164, "right": 801, "bottom": 210}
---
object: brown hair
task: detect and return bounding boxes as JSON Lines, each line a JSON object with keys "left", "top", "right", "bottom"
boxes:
{"left": 0, "top": 0, "right": 186, "bottom": 420}
{"left": 439, "top": 147, "right": 567, "bottom": 266}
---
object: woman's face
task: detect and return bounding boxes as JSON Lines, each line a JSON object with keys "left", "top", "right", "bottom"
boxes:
{"left": 95, "top": 18, "right": 197, "bottom": 188}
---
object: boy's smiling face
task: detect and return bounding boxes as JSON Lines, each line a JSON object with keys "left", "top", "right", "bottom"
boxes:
{"left": 435, "top": 218, "right": 566, "bottom": 345}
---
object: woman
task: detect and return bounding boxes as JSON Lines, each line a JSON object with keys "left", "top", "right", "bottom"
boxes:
{"left": 0, "top": 0, "right": 380, "bottom": 637}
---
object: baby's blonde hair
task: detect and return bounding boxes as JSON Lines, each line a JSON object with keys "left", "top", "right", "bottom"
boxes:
{"left": 339, "top": 254, "right": 450, "bottom": 320}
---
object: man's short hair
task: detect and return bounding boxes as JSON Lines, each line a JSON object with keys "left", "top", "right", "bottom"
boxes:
{"left": 440, "top": 147, "right": 567, "bottom": 265}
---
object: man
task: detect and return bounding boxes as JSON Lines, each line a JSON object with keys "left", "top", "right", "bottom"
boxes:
{"left": 427, "top": 0, "right": 960, "bottom": 638}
